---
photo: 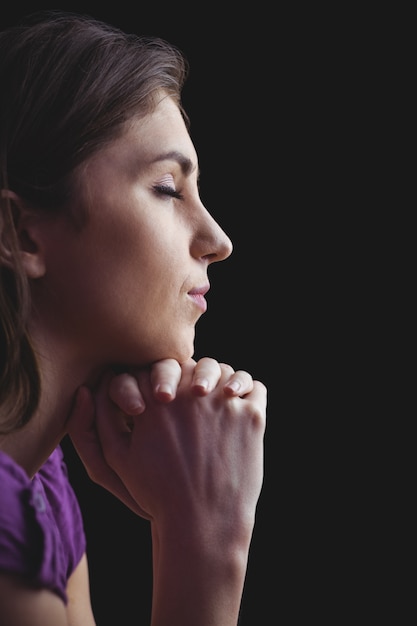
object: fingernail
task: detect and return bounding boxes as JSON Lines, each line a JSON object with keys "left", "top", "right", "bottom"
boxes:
{"left": 155, "top": 383, "right": 173, "bottom": 400}
{"left": 227, "top": 381, "right": 241, "bottom": 393}
{"left": 193, "top": 378, "right": 209, "bottom": 392}
{"left": 126, "top": 400, "right": 145, "bottom": 415}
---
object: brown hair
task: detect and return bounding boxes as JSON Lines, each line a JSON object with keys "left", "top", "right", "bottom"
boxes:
{"left": 0, "top": 11, "right": 189, "bottom": 432}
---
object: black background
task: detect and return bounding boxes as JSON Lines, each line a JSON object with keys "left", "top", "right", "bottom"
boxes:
{"left": 2, "top": 4, "right": 356, "bottom": 625}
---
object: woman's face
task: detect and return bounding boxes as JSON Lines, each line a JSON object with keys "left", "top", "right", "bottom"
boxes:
{"left": 31, "top": 95, "right": 232, "bottom": 368}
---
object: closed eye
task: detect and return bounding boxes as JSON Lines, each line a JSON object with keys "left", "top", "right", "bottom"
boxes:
{"left": 153, "top": 184, "right": 184, "bottom": 200}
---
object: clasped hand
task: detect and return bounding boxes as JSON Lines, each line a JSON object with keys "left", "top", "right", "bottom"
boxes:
{"left": 67, "top": 357, "right": 267, "bottom": 527}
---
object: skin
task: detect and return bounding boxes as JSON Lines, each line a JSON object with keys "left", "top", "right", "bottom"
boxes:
{"left": 0, "top": 92, "right": 267, "bottom": 625}
{"left": 26, "top": 94, "right": 233, "bottom": 372}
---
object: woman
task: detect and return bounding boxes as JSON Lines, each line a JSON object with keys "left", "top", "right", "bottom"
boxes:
{"left": 0, "top": 11, "right": 267, "bottom": 625}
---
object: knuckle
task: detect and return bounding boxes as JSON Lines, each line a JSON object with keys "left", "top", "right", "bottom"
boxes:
{"left": 197, "top": 356, "right": 219, "bottom": 369}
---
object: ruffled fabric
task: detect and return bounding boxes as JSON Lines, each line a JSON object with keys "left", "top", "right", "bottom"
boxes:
{"left": 0, "top": 445, "right": 86, "bottom": 603}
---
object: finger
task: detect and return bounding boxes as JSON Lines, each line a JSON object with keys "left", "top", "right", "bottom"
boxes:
{"left": 68, "top": 387, "right": 130, "bottom": 485}
{"left": 191, "top": 356, "right": 223, "bottom": 396}
{"left": 66, "top": 385, "right": 97, "bottom": 442}
{"left": 149, "top": 358, "right": 183, "bottom": 402}
{"left": 95, "top": 371, "right": 132, "bottom": 445}
{"left": 68, "top": 386, "right": 115, "bottom": 482}
{"left": 78, "top": 380, "right": 152, "bottom": 520}
{"left": 109, "top": 372, "right": 145, "bottom": 415}
{"left": 245, "top": 380, "right": 268, "bottom": 427}
{"left": 222, "top": 368, "right": 255, "bottom": 397}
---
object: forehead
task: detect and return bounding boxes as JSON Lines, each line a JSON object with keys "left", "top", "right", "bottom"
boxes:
{"left": 128, "top": 96, "right": 196, "bottom": 164}
{"left": 72, "top": 95, "right": 199, "bottom": 208}
{"left": 94, "top": 96, "right": 197, "bottom": 173}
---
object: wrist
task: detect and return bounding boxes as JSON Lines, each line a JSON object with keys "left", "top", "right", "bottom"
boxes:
{"left": 150, "top": 519, "right": 251, "bottom": 626}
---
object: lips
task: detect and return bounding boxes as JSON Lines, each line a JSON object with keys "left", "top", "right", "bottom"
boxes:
{"left": 188, "top": 284, "right": 209, "bottom": 313}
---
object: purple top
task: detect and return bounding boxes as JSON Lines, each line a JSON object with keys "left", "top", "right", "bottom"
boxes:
{"left": 0, "top": 445, "right": 86, "bottom": 604}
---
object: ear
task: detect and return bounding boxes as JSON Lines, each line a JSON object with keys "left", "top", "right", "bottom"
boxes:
{"left": 0, "top": 190, "right": 46, "bottom": 278}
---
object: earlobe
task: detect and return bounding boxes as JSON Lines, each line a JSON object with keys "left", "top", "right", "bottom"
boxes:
{"left": 0, "top": 189, "right": 46, "bottom": 278}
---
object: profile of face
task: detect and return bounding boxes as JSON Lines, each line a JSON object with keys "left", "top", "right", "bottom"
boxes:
{"left": 29, "top": 93, "right": 232, "bottom": 370}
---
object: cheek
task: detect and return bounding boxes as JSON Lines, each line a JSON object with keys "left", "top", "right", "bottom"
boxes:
{"left": 37, "top": 207, "right": 193, "bottom": 357}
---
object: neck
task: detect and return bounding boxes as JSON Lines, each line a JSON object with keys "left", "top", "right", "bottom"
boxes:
{"left": 0, "top": 340, "right": 104, "bottom": 478}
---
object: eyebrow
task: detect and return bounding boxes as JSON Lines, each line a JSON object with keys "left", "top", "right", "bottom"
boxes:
{"left": 151, "top": 151, "right": 199, "bottom": 178}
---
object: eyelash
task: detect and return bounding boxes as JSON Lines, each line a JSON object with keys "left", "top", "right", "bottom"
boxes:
{"left": 153, "top": 184, "right": 184, "bottom": 200}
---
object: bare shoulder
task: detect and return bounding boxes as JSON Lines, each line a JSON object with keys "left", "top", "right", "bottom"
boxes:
{"left": 0, "top": 554, "right": 95, "bottom": 626}
{"left": 0, "top": 572, "right": 68, "bottom": 625}
{"left": 66, "top": 553, "right": 96, "bottom": 626}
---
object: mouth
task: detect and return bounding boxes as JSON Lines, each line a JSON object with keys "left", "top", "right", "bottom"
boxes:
{"left": 188, "top": 284, "right": 209, "bottom": 313}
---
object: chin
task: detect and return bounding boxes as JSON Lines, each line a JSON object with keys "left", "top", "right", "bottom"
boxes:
{"left": 158, "top": 336, "right": 195, "bottom": 365}
{"left": 113, "top": 329, "right": 196, "bottom": 367}
{"left": 168, "top": 346, "right": 194, "bottom": 365}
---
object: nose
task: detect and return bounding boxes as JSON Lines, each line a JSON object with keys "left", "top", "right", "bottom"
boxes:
{"left": 192, "top": 203, "right": 233, "bottom": 264}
